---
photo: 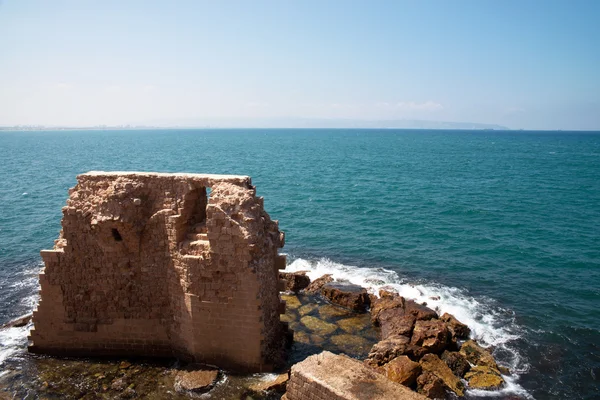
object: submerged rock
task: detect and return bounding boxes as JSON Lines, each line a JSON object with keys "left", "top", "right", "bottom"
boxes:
{"left": 382, "top": 355, "right": 422, "bottom": 388}
{"left": 321, "top": 282, "right": 370, "bottom": 312}
{"left": 281, "top": 294, "right": 302, "bottom": 310}
{"left": 305, "top": 274, "right": 333, "bottom": 293}
{"left": 174, "top": 366, "right": 219, "bottom": 394}
{"left": 280, "top": 271, "right": 311, "bottom": 293}
{"left": 317, "top": 304, "right": 351, "bottom": 319}
{"left": 419, "top": 353, "right": 465, "bottom": 397}
{"left": 465, "top": 366, "right": 505, "bottom": 390}
{"left": 297, "top": 303, "right": 318, "bottom": 316}
{"left": 299, "top": 316, "right": 338, "bottom": 336}
{"left": 330, "top": 334, "right": 371, "bottom": 354}
{"left": 337, "top": 315, "right": 370, "bottom": 334}
{"left": 410, "top": 320, "right": 450, "bottom": 353}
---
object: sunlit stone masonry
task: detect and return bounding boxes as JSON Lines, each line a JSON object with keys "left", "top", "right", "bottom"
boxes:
{"left": 29, "top": 171, "right": 288, "bottom": 372}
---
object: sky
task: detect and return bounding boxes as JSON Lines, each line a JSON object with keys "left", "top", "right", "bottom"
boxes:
{"left": 0, "top": 0, "right": 599, "bottom": 130}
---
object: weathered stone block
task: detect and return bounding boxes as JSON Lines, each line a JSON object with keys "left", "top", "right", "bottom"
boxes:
{"left": 29, "top": 172, "right": 286, "bottom": 372}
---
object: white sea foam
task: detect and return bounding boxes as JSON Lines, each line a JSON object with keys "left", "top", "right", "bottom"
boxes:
{"left": 285, "top": 257, "right": 533, "bottom": 399}
{"left": 0, "top": 324, "right": 30, "bottom": 366}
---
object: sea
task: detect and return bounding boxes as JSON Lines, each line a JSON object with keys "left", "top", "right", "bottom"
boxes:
{"left": 0, "top": 129, "right": 598, "bottom": 399}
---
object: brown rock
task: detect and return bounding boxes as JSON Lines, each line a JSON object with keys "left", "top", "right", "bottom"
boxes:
{"left": 370, "top": 292, "right": 405, "bottom": 325}
{"left": 174, "top": 367, "right": 219, "bottom": 394}
{"left": 459, "top": 340, "right": 500, "bottom": 370}
{"left": 366, "top": 335, "right": 427, "bottom": 366}
{"left": 440, "top": 313, "right": 471, "bottom": 340}
{"left": 305, "top": 274, "right": 333, "bottom": 293}
{"left": 405, "top": 300, "right": 438, "bottom": 321}
{"left": 411, "top": 320, "right": 450, "bottom": 353}
{"left": 279, "top": 271, "right": 311, "bottom": 293}
{"left": 465, "top": 365, "right": 505, "bottom": 390}
{"left": 419, "top": 353, "right": 465, "bottom": 397}
{"left": 441, "top": 350, "right": 470, "bottom": 377}
{"left": 417, "top": 371, "right": 447, "bottom": 399}
{"left": 383, "top": 355, "right": 422, "bottom": 388}
{"left": 320, "top": 282, "right": 370, "bottom": 312}
{"left": 248, "top": 372, "right": 289, "bottom": 393}
{"left": 380, "top": 312, "right": 416, "bottom": 339}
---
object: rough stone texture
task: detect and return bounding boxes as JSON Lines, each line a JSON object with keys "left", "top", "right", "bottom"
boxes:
{"left": 174, "top": 367, "right": 219, "bottom": 393}
{"left": 285, "top": 351, "right": 428, "bottom": 400}
{"left": 380, "top": 313, "right": 416, "bottom": 339}
{"left": 321, "top": 282, "right": 370, "bottom": 312}
{"left": 382, "top": 355, "right": 422, "bottom": 388}
{"left": 305, "top": 274, "right": 334, "bottom": 293}
{"left": 440, "top": 313, "right": 471, "bottom": 340}
{"left": 410, "top": 320, "right": 450, "bottom": 353}
{"left": 370, "top": 293, "right": 437, "bottom": 327}
{"left": 464, "top": 366, "right": 505, "bottom": 390}
{"left": 29, "top": 171, "right": 287, "bottom": 372}
{"left": 365, "top": 335, "right": 426, "bottom": 366}
{"left": 419, "top": 354, "right": 464, "bottom": 397}
{"left": 416, "top": 372, "right": 447, "bottom": 399}
{"left": 440, "top": 350, "right": 471, "bottom": 377}
{"left": 459, "top": 340, "right": 500, "bottom": 371}
{"left": 280, "top": 271, "right": 311, "bottom": 293}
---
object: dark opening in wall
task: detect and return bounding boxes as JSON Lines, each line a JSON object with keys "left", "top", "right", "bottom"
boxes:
{"left": 111, "top": 228, "right": 123, "bottom": 242}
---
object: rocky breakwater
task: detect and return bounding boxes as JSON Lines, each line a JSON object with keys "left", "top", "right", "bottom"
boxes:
{"left": 279, "top": 270, "right": 510, "bottom": 400}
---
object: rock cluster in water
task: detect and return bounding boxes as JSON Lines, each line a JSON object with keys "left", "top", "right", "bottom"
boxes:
{"left": 278, "top": 270, "right": 509, "bottom": 399}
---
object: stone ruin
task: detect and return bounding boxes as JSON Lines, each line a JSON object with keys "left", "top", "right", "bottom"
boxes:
{"left": 29, "top": 171, "right": 289, "bottom": 372}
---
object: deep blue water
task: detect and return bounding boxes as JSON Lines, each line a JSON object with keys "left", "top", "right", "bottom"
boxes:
{"left": 0, "top": 129, "right": 599, "bottom": 399}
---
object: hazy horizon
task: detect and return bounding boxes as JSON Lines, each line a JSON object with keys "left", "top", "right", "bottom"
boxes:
{"left": 1, "top": 0, "right": 599, "bottom": 130}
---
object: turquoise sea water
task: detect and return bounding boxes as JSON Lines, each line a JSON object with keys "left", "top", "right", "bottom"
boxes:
{"left": 0, "top": 129, "right": 599, "bottom": 399}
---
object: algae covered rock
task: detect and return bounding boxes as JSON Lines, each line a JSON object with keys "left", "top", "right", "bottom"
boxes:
{"left": 337, "top": 315, "right": 370, "bottom": 334}
{"left": 330, "top": 333, "right": 371, "bottom": 354}
{"left": 465, "top": 365, "right": 505, "bottom": 390}
{"left": 419, "top": 353, "right": 464, "bottom": 397}
{"left": 300, "top": 316, "right": 338, "bottom": 336}
{"left": 383, "top": 355, "right": 422, "bottom": 388}
{"left": 459, "top": 340, "right": 499, "bottom": 370}
{"left": 441, "top": 350, "right": 470, "bottom": 377}
{"left": 281, "top": 294, "right": 302, "bottom": 310}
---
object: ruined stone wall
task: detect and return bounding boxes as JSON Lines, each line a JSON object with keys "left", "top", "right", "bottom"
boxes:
{"left": 29, "top": 172, "right": 287, "bottom": 372}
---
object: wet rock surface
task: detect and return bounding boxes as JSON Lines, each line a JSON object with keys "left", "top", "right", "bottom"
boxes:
{"left": 419, "top": 353, "right": 465, "bottom": 397}
{"left": 464, "top": 366, "right": 505, "bottom": 390}
{"left": 174, "top": 365, "right": 219, "bottom": 394}
{"left": 441, "top": 350, "right": 471, "bottom": 377}
{"left": 304, "top": 274, "right": 333, "bottom": 293}
{"left": 279, "top": 271, "right": 311, "bottom": 293}
{"left": 320, "top": 282, "right": 370, "bottom": 312}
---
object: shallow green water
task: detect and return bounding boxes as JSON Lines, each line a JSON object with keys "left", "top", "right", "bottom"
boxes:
{"left": 1, "top": 129, "right": 599, "bottom": 399}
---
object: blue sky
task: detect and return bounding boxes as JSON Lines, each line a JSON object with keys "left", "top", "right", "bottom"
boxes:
{"left": 0, "top": 0, "right": 599, "bottom": 130}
